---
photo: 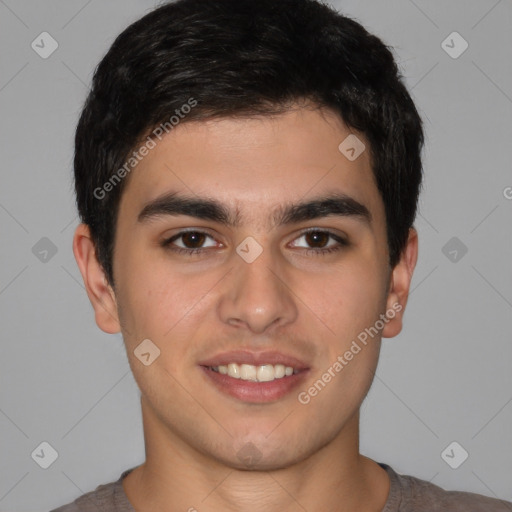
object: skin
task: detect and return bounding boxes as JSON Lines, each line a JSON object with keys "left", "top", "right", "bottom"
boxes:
{"left": 73, "top": 105, "right": 418, "bottom": 512}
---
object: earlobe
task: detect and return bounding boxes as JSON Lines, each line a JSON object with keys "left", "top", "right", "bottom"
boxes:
{"left": 382, "top": 228, "right": 418, "bottom": 338}
{"left": 72, "top": 223, "right": 121, "bottom": 334}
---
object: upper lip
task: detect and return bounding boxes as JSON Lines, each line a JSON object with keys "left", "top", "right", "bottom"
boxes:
{"left": 199, "top": 350, "right": 310, "bottom": 370}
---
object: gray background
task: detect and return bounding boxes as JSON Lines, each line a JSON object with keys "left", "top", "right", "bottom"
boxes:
{"left": 1, "top": 1, "right": 511, "bottom": 510}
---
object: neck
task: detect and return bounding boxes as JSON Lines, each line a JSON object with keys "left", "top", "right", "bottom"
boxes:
{"left": 122, "top": 398, "right": 390, "bottom": 512}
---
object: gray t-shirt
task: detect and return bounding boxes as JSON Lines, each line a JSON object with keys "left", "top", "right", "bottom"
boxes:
{"left": 50, "top": 462, "right": 512, "bottom": 511}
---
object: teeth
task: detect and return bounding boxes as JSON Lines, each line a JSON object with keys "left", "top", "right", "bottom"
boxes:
{"left": 240, "top": 364, "right": 257, "bottom": 381}
{"left": 213, "top": 363, "right": 297, "bottom": 382}
{"left": 257, "top": 364, "right": 275, "bottom": 382}
{"left": 227, "top": 363, "right": 240, "bottom": 379}
{"left": 274, "top": 364, "right": 286, "bottom": 379}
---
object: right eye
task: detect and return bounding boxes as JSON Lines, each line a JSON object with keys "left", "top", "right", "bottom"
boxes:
{"left": 161, "top": 230, "right": 220, "bottom": 256}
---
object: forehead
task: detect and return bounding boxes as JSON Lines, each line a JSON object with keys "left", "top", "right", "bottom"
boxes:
{"left": 118, "top": 107, "right": 384, "bottom": 227}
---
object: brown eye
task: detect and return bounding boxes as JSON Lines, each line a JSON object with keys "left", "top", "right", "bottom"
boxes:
{"left": 304, "top": 231, "right": 330, "bottom": 248}
{"left": 180, "top": 231, "right": 207, "bottom": 248}
{"left": 290, "top": 229, "right": 348, "bottom": 256}
{"left": 161, "top": 230, "right": 218, "bottom": 255}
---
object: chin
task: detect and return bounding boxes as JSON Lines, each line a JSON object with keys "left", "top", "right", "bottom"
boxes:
{"left": 219, "top": 434, "right": 317, "bottom": 472}
{"left": 224, "top": 449, "right": 306, "bottom": 472}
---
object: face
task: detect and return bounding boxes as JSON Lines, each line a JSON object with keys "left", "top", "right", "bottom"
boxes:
{"left": 75, "top": 106, "right": 416, "bottom": 470}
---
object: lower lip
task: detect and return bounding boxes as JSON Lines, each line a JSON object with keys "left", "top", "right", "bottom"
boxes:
{"left": 200, "top": 366, "right": 310, "bottom": 403}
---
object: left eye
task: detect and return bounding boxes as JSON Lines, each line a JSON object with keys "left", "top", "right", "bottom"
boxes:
{"left": 289, "top": 229, "right": 348, "bottom": 254}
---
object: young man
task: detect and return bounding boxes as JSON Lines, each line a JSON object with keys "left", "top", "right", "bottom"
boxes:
{"left": 52, "top": 0, "right": 512, "bottom": 510}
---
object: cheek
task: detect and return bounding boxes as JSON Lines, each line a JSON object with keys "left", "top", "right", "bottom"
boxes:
{"left": 300, "top": 264, "right": 386, "bottom": 426}
{"left": 115, "top": 248, "right": 222, "bottom": 353}
{"left": 319, "top": 257, "right": 388, "bottom": 343}
{"left": 113, "top": 245, "right": 181, "bottom": 339}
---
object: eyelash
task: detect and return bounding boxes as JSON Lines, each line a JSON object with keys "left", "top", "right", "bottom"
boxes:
{"left": 160, "top": 229, "right": 348, "bottom": 257}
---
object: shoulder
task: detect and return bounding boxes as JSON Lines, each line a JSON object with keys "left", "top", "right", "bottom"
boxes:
{"left": 49, "top": 482, "right": 117, "bottom": 512}
{"left": 49, "top": 467, "right": 136, "bottom": 512}
{"left": 380, "top": 463, "right": 512, "bottom": 512}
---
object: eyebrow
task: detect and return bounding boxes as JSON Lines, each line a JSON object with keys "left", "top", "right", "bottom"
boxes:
{"left": 137, "top": 191, "right": 372, "bottom": 228}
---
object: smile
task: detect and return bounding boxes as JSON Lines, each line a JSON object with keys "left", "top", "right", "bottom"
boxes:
{"left": 208, "top": 363, "right": 299, "bottom": 382}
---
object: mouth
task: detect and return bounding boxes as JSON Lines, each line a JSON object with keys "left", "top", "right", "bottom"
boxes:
{"left": 207, "top": 362, "right": 300, "bottom": 382}
{"left": 198, "top": 352, "right": 310, "bottom": 403}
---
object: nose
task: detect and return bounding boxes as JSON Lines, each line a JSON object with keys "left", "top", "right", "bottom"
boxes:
{"left": 217, "top": 242, "right": 298, "bottom": 334}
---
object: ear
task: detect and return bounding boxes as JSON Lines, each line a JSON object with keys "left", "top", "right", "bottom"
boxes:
{"left": 381, "top": 227, "right": 418, "bottom": 338}
{"left": 72, "top": 223, "right": 121, "bottom": 334}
